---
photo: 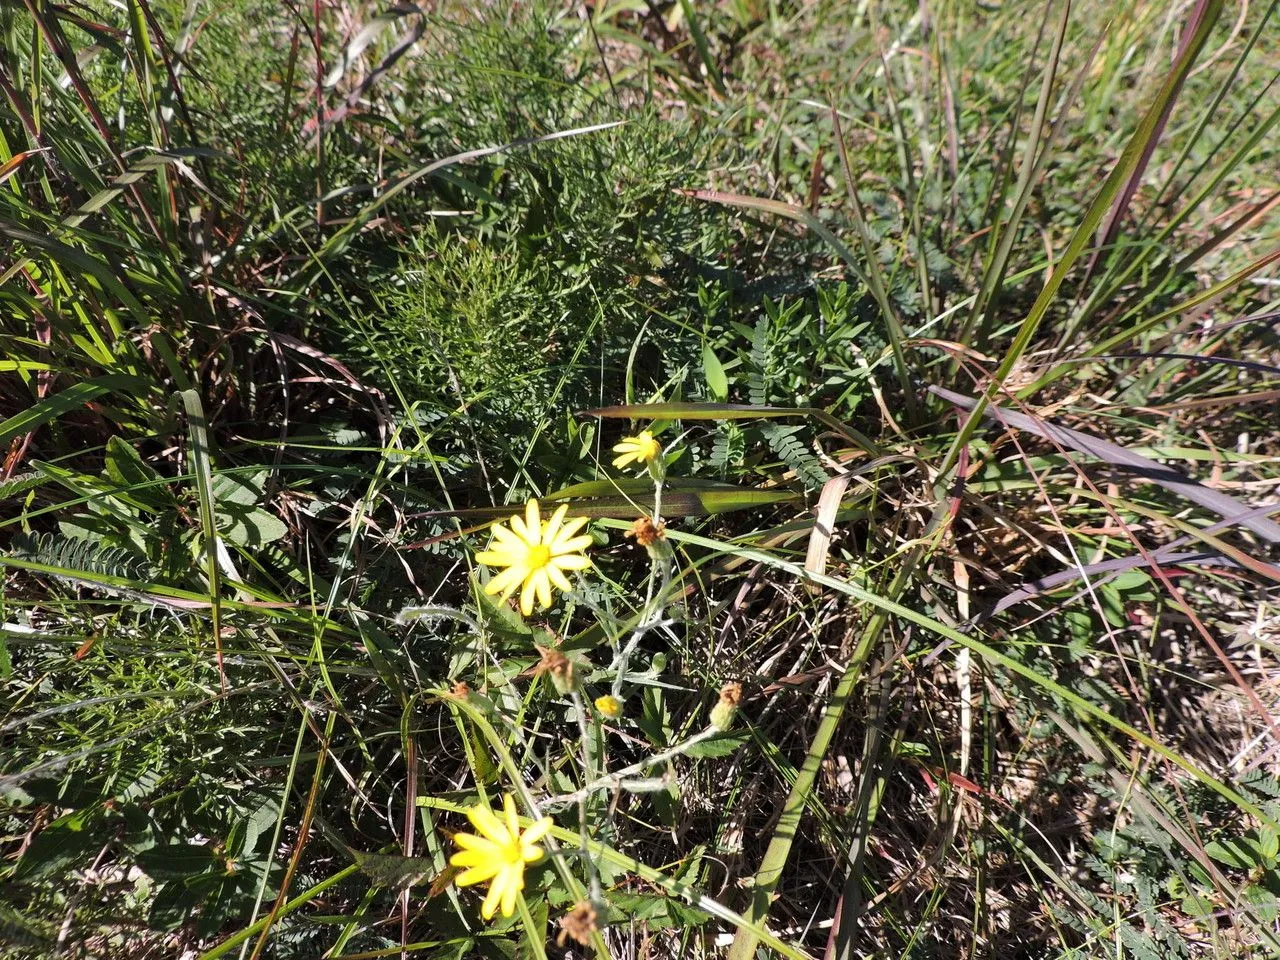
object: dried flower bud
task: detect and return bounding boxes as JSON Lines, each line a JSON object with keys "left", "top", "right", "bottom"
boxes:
{"left": 534, "top": 644, "right": 577, "bottom": 695}
{"left": 709, "top": 681, "right": 742, "bottom": 731}
{"left": 557, "top": 901, "right": 600, "bottom": 948}
{"left": 625, "top": 515, "right": 666, "bottom": 547}
{"left": 594, "top": 695, "right": 623, "bottom": 719}
{"left": 451, "top": 680, "right": 470, "bottom": 699}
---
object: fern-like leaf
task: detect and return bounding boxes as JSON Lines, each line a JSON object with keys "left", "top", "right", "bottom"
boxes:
{"left": 761, "top": 423, "right": 827, "bottom": 489}
{"left": 9, "top": 532, "right": 147, "bottom": 581}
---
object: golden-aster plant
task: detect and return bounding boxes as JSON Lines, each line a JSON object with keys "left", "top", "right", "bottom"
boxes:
{"left": 450, "top": 794, "right": 554, "bottom": 920}
{"left": 475, "top": 499, "right": 592, "bottom": 616}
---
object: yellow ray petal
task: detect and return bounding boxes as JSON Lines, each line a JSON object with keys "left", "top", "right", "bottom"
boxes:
{"left": 532, "top": 568, "right": 552, "bottom": 610}
{"left": 521, "top": 816, "right": 553, "bottom": 846}
{"left": 541, "top": 503, "right": 568, "bottom": 544}
{"left": 508, "top": 512, "right": 529, "bottom": 542}
{"left": 550, "top": 517, "right": 588, "bottom": 548}
{"left": 551, "top": 553, "right": 592, "bottom": 572}
{"left": 503, "top": 794, "right": 521, "bottom": 840}
{"left": 489, "top": 524, "right": 523, "bottom": 548}
{"left": 551, "top": 535, "right": 594, "bottom": 555}
{"left": 467, "top": 804, "right": 509, "bottom": 844}
{"left": 456, "top": 864, "right": 501, "bottom": 887}
{"left": 450, "top": 849, "right": 497, "bottom": 869}
{"left": 485, "top": 564, "right": 527, "bottom": 597}
{"left": 481, "top": 872, "right": 505, "bottom": 919}
{"left": 451, "top": 832, "right": 500, "bottom": 853}
{"left": 547, "top": 564, "right": 573, "bottom": 593}
{"left": 500, "top": 872, "right": 519, "bottom": 918}
{"left": 519, "top": 576, "right": 538, "bottom": 617}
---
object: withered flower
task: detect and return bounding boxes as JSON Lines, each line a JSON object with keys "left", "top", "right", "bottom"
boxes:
{"left": 557, "top": 900, "right": 600, "bottom": 948}
{"left": 625, "top": 515, "right": 667, "bottom": 547}
{"left": 534, "top": 644, "right": 577, "bottom": 695}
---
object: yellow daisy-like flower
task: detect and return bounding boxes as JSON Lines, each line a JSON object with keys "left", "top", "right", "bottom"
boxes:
{"left": 611, "top": 430, "right": 661, "bottom": 470}
{"left": 450, "top": 794, "right": 554, "bottom": 920}
{"left": 475, "top": 500, "right": 592, "bottom": 617}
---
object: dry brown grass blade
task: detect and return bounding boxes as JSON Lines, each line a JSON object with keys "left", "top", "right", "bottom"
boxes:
{"left": 930, "top": 385, "right": 1280, "bottom": 543}
{"left": 804, "top": 473, "right": 853, "bottom": 595}
{"left": 986, "top": 547, "right": 1272, "bottom": 622}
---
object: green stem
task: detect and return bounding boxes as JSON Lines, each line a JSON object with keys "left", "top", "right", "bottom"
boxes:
{"left": 198, "top": 865, "right": 361, "bottom": 960}
{"left": 516, "top": 893, "right": 550, "bottom": 960}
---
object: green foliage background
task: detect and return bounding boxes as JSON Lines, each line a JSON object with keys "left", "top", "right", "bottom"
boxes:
{"left": 2, "top": 0, "right": 1280, "bottom": 958}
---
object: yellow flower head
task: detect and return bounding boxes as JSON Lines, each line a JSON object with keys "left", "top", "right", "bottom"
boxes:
{"left": 594, "top": 694, "right": 623, "bottom": 719}
{"left": 450, "top": 794, "right": 554, "bottom": 920}
{"left": 611, "top": 430, "right": 661, "bottom": 470}
{"left": 475, "top": 500, "right": 592, "bottom": 616}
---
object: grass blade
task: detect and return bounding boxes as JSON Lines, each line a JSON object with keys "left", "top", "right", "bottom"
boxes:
{"left": 936, "top": 0, "right": 1225, "bottom": 480}
{"left": 179, "top": 389, "right": 226, "bottom": 690}
{"left": 0, "top": 374, "right": 143, "bottom": 446}
{"left": 930, "top": 385, "right": 1280, "bottom": 542}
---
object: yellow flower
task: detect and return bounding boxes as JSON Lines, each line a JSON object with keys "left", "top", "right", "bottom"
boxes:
{"left": 475, "top": 500, "right": 592, "bottom": 616}
{"left": 594, "top": 694, "right": 623, "bottom": 718}
{"left": 611, "top": 430, "right": 661, "bottom": 470}
{"left": 450, "top": 794, "right": 554, "bottom": 920}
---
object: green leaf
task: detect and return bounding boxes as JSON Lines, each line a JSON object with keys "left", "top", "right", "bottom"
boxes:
{"left": 433, "top": 478, "right": 802, "bottom": 523}
{"left": 1244, "top": 883, "right": 1280, "bottom": 923}
{"left": 675, "top": 0, "right": 726, "bottom": 95}
{"left": 1260, "top": 827, "right": 1279, "bottom": 863}
{"left": 581, "top": 400, "right": 880, "bottom": 455}
{"left": 683, "top": 731, "right": 749, "bottom": 759}
{"left": 474, "top": 584, "right": 535, "bottom": 640}
{"left": 605, "top": 891, "right": 674, "bottom": 926}
{"left": 238, "top": 796, "right": 280, "bottom": 860}
{"left": 212, "top": 471, "right": 266, "bottom": 507}
{"left": 136, "top": 843, "right": 219, "bottom": 879}
{"left": 210, "top": 470, "right": 285, "bottom": 546}
{"left": 0, "top": 375, "right": 145, "bottom": 446}
{"left": 1206, "top": 834, "right": 1272, "bottom": 870}
{"left": 104, "top": 436, "right": 174, "bottom": 511}
{"left": 350, "top": 850, "right": 437, "bottom": 890}
{"left": 13, "top": 818, "right": 99, "bottom": 880}
{"left": 584, "top": 401, "right": 809, "bottom": 421}
{"left": 1180, "top": 892, "right": 1215, "bottom": 918}
{"left": 702, "top": 343, "right": 728, "bottom": 401}
{"left": 218, "top": 505, "right": 288, "bottom": 548}
{"left": 938, "top": 0, "right": 1226, "bottom": 480}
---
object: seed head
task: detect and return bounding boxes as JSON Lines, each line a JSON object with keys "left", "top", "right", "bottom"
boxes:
{"left": 625, "top": 515, "right": 667, "bottom": 547}
{"left": 557, "top": 901, "right": 600, "bottom": 948}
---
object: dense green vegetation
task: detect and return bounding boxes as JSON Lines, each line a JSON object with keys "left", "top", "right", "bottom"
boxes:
{"left": 3, "top": 1, "right": 1279, "bottom": 957}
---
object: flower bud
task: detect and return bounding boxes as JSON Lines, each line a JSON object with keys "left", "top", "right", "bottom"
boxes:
{"left": 709, "top": 681, "right": 742, "bottom": 731}
{"left": 594, "top": 695, "right": 623, "bottom": 719}
{"left": 535, "top": 644, "right": 578, "bottom": 696}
